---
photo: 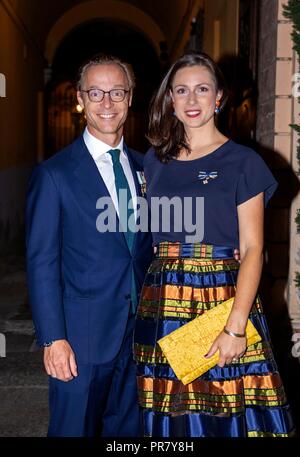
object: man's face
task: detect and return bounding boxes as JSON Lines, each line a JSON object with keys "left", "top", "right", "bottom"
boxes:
{"left": 77, "top": 64, "right": 132, "bottom": 144}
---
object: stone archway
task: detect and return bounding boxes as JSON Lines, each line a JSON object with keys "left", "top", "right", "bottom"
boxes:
{"left": 45, "top": 17, "right": 161, "bottom": 156}
{"left": 45, "top": 0, "right": 165, "bottom": 64}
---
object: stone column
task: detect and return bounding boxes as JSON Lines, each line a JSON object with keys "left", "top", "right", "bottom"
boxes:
{"left": 256, "top": 0, "right": 300, "bottom": 334}
{"left": 277, "top": 1, "right": 300, "bottom": 331}
{"left": 287, "top": 19, "right": 300, "bottom": 329}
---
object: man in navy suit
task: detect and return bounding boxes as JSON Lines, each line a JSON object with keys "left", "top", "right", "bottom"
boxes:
{"left": 26, "top": 55, "right": 153, "bottom": 436}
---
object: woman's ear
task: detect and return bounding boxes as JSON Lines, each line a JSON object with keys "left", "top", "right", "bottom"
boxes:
{"left": 217, "top": 90, "right": 223, "bottom": 102}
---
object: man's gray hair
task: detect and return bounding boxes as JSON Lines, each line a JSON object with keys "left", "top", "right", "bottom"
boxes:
{"left": 77, "top": 54, "right": 135, "bottom": 91}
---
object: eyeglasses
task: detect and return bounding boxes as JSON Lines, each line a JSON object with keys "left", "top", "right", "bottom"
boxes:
{"left": 81, "top": 88, "right": 129, "bottom": 102}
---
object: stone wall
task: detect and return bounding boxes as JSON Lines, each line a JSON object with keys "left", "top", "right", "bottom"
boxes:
{"left": 256, "top": 0, "right": 300, "bottom": 372}
{"left": 0, "top": 1, "right": 45, "bottom": 251}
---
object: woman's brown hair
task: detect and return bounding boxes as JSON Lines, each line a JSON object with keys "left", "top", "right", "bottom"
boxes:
{"left": 147, "top": 52, "right": 228, "bottom": 163}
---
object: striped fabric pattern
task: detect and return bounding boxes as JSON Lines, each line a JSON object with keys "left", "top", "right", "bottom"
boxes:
{"left": 133, "top": 242, "right": 295, "bottom": 437}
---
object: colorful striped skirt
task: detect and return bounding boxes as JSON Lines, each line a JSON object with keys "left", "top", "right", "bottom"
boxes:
{"left": 133, "top": 242, "right": 295, "bottom": 437}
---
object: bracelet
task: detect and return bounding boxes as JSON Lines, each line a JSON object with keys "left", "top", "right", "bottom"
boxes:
{"left": 223, "top": 327, "right": 246, "bottom": 338}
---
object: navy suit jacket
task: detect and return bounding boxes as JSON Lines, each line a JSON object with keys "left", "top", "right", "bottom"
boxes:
{"left": 26, "top": 136, "right": 153, "bottom": 364}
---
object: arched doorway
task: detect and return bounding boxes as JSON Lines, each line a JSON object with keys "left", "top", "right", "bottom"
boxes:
{"left": 45, "top": 19, "right": 162, "bottom": 156}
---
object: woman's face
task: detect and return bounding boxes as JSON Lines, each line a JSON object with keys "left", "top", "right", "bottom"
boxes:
{"left": 170, "top": 65, "right": 222, "bottom": 133}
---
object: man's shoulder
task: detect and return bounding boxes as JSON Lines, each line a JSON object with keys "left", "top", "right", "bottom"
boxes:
{"left": 126, "top": 146, "right": 145, "bottom": 168}
{"left": 41, "top": 136, "right": 84, "bottom": 172}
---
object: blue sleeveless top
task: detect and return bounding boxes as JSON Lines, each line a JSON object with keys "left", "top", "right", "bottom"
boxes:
{"left": 144, "top": 140, "right": 278, "bottom": 248}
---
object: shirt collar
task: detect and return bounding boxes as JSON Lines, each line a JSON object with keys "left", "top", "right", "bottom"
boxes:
{"left": 83, "top": 127, "right": 125, "bottom": 161}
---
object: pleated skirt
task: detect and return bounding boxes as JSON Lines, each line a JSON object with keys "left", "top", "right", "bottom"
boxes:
{"left": 133, "top": 242, "right": 295, "bottom": 437}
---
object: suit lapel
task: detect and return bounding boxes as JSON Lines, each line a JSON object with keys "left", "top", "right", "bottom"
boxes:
{"left": 70, "top": 137, "right": 148, "bottom": 253}
{"left": 70, "top": 136, "right": 129, "bottom": 250}
{"left": 70, "top": 136, "right": 110, "bottom": 202}
{"left": 125, "top": 145, "right": 148, "bottom": 255}
{"left": 124, "top": 144, "right": 142, "bottom": 199}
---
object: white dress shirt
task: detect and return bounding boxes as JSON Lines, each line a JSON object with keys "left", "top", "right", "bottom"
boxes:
{"left": 83, "top": 127, "right": 137, "bottom": 220}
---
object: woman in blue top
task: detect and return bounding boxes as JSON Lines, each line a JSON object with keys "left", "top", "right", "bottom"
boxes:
{"left": 133, "top": 52, "right": 294, "bottom": 437}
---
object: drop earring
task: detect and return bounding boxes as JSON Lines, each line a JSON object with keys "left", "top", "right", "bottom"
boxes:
{"left": 214, "top": 100, "right": 220, "bottom": 114}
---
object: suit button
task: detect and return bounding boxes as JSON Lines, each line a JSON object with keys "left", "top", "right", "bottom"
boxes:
{"left": 125, "top": 294, "right": 131, "bottom": 300}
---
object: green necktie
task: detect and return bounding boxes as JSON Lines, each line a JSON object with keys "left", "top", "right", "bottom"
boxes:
{"left": 107, "top": 149, "right": 137, "bottom": 313}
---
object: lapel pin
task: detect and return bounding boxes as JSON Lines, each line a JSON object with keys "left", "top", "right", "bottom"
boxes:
{"left": 198, "top": 171, "right": 218, "bottom": 184}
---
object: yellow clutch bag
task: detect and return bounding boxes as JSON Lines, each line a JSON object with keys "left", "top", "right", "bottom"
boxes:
{"left": 157, "top": 297, "right": 261, "bottom": 385}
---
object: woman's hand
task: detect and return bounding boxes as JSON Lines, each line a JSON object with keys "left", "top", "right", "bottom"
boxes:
{"left": 205, "top": 330, "right": 246, "bottom": 367}
{"left": 204, "top": 193, "right": 264, "bottom": 368}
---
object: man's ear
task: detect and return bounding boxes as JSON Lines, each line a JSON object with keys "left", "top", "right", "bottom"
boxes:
{"left": 77, "top": 91, "right": 84, "bottom": 110}
{"left": 128, "top": 90, "right": 133, "bottom": 107}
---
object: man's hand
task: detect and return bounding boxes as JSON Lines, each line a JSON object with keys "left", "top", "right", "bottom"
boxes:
{"left": 44, "top": 339, "right": 78, "bottom": 382}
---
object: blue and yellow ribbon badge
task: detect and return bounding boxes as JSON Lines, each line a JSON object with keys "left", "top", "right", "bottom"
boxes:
{"left": 136, "top": 171, "right": 147, "bottom": 196}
